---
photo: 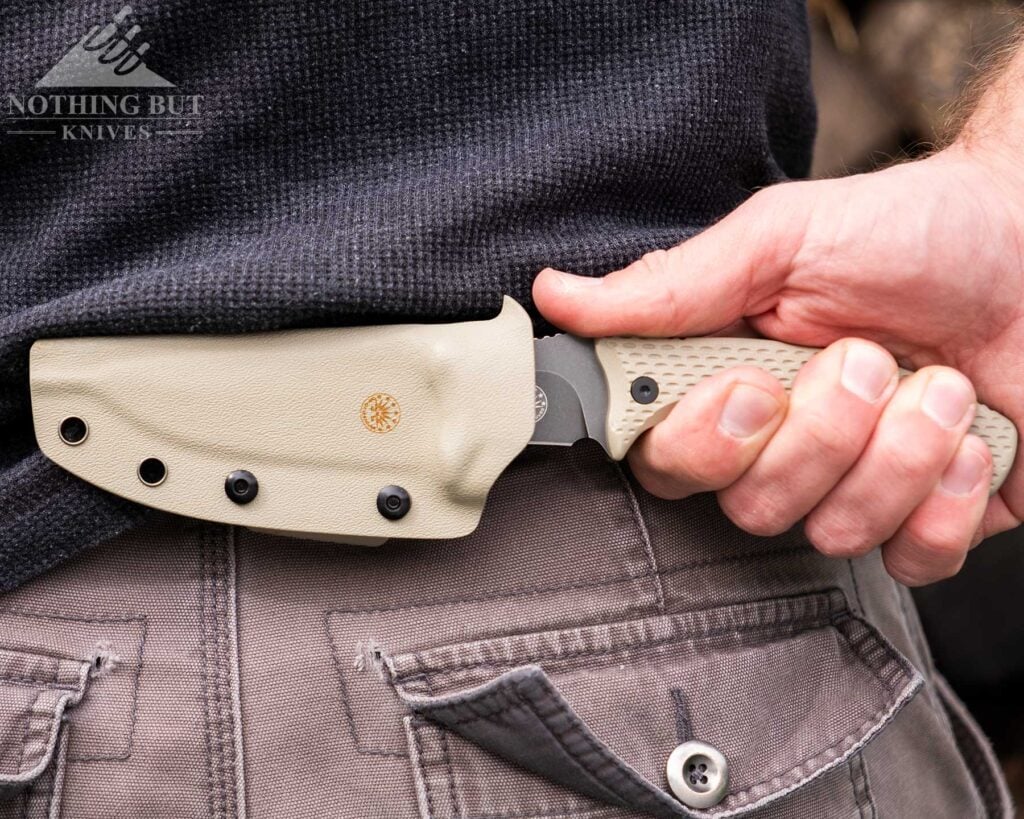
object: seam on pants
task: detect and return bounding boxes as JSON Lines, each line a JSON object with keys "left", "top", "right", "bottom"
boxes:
{"left": 611, "top": 463, "right": 665, "bottom": 614}
{"left": 46, "top": 726, "right": 69, "bottom": 819}
{"left": 846, "top": 560, "right": 865, "bottom": 615}
{"left": 670, "top": 688, "right": 692, "bottom": 743}
{"left": 71, "top": 616, "right": 148, "bottom": 763}
{"left": 888, "top": 576, "right": 955, "bottom": 736}
{"left": 406, "top": 717, "right": 437, "bottom": 819}
{"left": 324, "top": 611, "right": 409, "bottom": 759}
{"left": 846, "top": 751, "right": 876, "bottom": 819}
{"left": 324, "top": 545, "right": 809, "bottom": 619}
{"left": 893, "top": 583, "right": 934, "bottom": 678}
{"left": 198, "top": 526, "right": 241, "bottom": 819}
{"left": 425, "top": 674, "right": 463, "bottom": 819}
{"left": 226, "top": 528, "right": 248, "bottom": 819}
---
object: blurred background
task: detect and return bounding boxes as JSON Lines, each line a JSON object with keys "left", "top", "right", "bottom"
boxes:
{"left": 806, "top": 0, "right": 1024, "bottom": 801}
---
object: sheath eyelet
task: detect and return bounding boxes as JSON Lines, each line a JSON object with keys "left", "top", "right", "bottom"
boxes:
{"left": 137, "top": 458, "right": 167, "bottom": 487}
{"left": 58, "top": 416, "right": 89, "bottom": 445}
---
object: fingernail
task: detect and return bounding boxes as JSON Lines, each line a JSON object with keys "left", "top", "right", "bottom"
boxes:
{"left": 921, "top": 374, "right": 974, "bottom": 428}
{"left": 720, "top": 384, "right": 782, "bottom": 438}
{"left": 941, "top": 443, "right": 989, "bottom": 496}
{"left": 841, "top": 344, "right": 896, "bottom": 402}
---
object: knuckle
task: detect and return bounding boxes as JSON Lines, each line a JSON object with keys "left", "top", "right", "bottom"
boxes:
{"left": 632, "top": 458, "right": 688, "bottom": 500}
{"left": 884, "top": 547, "right": 964, "bottom": 587}
{"left": 635, "top": 428, "right": 745, "bottom": 494}
{"left": 901, "top": 522, "right": 970, "bottom": 565}
{"left": 680, "top": 456, "right": 737, "bottom": 492}
{"left": 884, "top": 443, "right": 939, "bottom": 485}
{"left": 632, "top": 443, "right": 732, "bottom": 498}
{"left": 635, "top": 473, "right": 685, "bottom": 501}
{"left": 882, "top": 560, "right": 929, "bottom": 588}
{"left": 802, "top": 408, "right": 863, "bottom": 462}
{"left": 804, "top": 513, "right": 875, "bottom": 558}
{"left": 720, "top": 489, "right": 795, "bottom": 536}
{"left": 651, "top": 435, "right": 740, "bottom": 491}
{"left": 631, "top": 248, "right": 674, "bottom": 280}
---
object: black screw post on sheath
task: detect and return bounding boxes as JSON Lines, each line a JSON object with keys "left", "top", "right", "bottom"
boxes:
{"left": 377, "top": 485, "right": 411, "bottom": 520}
{"left": 225, "top": 470, "right": 259, "bottom": 504}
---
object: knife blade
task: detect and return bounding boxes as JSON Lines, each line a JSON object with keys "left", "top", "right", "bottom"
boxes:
{"left": 530, "top": 333, "right": 1018, "bottom": 496}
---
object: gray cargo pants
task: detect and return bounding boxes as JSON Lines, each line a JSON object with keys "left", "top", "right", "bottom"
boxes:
{"left": 0, "top": 444, "right": 1012, "bottom": 817}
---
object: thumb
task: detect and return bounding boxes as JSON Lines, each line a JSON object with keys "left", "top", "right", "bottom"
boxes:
{"left": 533, "top": 183, "right": 812, "bottom": 338}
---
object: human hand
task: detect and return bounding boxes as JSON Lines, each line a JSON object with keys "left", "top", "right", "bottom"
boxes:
{"left": 533, "top": 145, "right": 1024, "bottom": 586}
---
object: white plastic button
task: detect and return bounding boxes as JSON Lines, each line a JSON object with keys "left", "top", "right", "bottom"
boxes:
{"left": 666, "top": 741, "right": 729, "bottom": 809}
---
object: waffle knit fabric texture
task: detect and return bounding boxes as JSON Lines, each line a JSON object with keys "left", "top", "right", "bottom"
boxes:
{"left": 0, "top": 1, "right": 816, "bottom": 590}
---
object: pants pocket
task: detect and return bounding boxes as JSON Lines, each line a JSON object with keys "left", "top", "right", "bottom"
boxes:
{"left": 386, "top": 590, "right": 922, "bottom": 819}
{"left": 0, "top": 648, "right": 93, "bottom": 818}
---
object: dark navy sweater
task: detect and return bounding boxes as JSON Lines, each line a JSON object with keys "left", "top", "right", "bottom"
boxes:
{"left": 0, "top": 0, "right": 815, "bottom": 589}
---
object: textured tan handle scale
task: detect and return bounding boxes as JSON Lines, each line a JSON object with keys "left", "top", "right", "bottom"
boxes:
{"left": 595, "top": 337, "right": 1018, "bottom": 495}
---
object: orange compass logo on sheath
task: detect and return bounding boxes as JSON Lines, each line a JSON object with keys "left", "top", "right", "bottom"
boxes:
{"left": 360, "top": 393, "right": 401, "bottom": 433}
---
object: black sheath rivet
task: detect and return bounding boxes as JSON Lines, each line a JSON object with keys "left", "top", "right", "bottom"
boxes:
{"left": 59, "top": 416, "right": 89, "bottom": 445}
{"left": 225, "top": 470, "right": 259, "bottom": 504}
{"left": 377, "top": 485, "right": 411, "bottom": 520}
{"left": 631, "top": 376, "right": 659, "bottom": 405}
{"left": 138, "top": 457, "right": 167, "bottom": 486}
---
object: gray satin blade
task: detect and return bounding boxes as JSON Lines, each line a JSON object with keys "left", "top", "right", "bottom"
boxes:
{"left": 530, "top": 334, "right": 609, "bottom": 451}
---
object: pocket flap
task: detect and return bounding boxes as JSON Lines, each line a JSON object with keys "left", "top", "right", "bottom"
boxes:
{"left": 0, "top": 648, "right": 92, "bottom": 799}
{"left": 389, "top": 591, "right": 923, "bottom": 818}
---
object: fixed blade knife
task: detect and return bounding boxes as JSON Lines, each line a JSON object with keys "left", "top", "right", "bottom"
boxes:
{"left": 29, "top": 297, "right": 1018, "bottom": 544}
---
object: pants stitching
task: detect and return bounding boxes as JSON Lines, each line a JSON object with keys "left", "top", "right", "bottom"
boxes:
{"left": 225, "top": 528, "right": 248, "bottom": 819}
{"left": 325, "top": 545, "right": 809, "bottom": 617}
{"left": 846, "top": 751, "right": 877, "bottom": 819}
{"left": 425, "top": 673, "right": 462, "bottom": 819}
{"left": 197, "top": 528, "right": 219, "bottom": 819}
{"left": 410, "top": 720, "right": 438, "bottom": 819}
{"left": 323, "top": 610, "right": 408, "bottom": 758}
{"left": 611, "top": 463, "right": 665, "bottom": 614}
{"left": 70, "top": 616, "right": 148, "bottom": 763}
{"left": 198, "top": 526, "right": 239, "bottom": 819}
{"left": 846, "top": 560, "right": 865, "bottom": 614}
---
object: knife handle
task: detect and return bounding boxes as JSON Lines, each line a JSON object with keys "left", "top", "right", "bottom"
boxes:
{"left": 594, "top": 337, "right": 1018, "bottom": 495}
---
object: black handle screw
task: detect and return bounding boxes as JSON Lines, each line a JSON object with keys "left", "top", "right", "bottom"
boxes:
{"left": 630, "top": 376, "right": 659, "bottom": 404}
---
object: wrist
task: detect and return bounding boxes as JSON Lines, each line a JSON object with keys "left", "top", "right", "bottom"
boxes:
{"left": 940, "top": 138, "right": 1024, "bottom": 209}
{"left": 920, "top": 147, "right": 1024, "bottom": 424}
